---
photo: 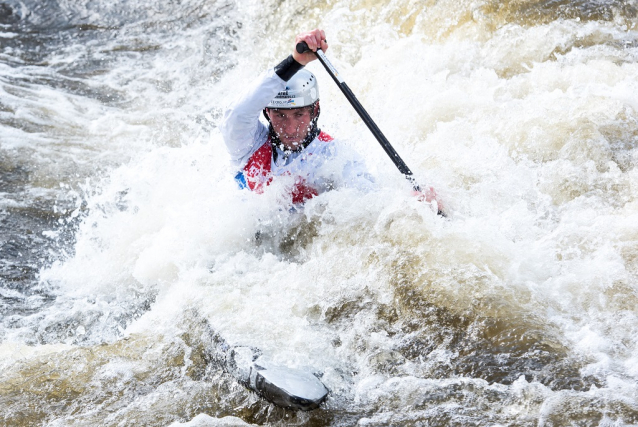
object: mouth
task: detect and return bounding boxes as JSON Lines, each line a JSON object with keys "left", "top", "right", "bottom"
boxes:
{"left": 280, "top": 135, "right": 301, "bottom": 145}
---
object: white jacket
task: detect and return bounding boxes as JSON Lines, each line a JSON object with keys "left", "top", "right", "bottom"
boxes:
{"left": 220, "top": 68, "right": 373, "bottom": 193}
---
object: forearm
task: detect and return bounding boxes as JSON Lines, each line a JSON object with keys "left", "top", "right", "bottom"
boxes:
{"left": 220, "top": 68, "right": 287, "bottom": 166}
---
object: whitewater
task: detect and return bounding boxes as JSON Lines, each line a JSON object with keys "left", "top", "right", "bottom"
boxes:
{"left": 1, "top": 0, "right": 638, "bottom": 425}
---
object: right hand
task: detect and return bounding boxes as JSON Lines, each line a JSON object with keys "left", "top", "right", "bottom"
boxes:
{"left": 292, "top": 29, "right": 328, "bottom": 65}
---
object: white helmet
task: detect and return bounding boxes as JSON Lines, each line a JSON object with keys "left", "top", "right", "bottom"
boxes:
{"left": 267, "top": 69, "right": 319, "bottom": 109}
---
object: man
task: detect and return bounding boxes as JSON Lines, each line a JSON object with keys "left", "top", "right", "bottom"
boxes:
{"left": 221, "top": 29, "right": 443, "bottom": 211}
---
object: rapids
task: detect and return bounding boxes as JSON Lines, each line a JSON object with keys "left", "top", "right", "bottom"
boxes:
{"left": 1, "top": 0, "right": 638, "bottom": 425}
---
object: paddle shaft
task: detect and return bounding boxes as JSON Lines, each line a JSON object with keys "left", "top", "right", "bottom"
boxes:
{"left": 296, "top": 42, "right": 421, "bottom": 192}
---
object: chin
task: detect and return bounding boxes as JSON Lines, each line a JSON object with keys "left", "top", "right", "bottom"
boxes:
{"left": 284, "top": 141, "right": 301, "bottom": 148}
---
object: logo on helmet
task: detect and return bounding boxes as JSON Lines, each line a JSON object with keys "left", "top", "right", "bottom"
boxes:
{"left": 267, "top": 70, "right": 317, "bottom": 109}
{"left": 270, "top": 97, "right": 300, "bottom": 106}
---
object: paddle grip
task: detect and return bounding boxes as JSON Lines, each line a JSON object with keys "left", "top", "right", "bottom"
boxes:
{"left": 296, "top": 41, "right": 311, "bottom": 54}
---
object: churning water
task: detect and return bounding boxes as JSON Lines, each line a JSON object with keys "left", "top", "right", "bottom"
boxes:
{"left": 1, "top": 0, "right": 638, "bottom": 425}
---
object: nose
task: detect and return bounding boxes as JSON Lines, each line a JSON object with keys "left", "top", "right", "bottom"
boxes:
{"left": 274, "top": 118, "right": 299, "bottom": 137}
{"left": 281, "top": 118, "right": 299, "bottom": 134}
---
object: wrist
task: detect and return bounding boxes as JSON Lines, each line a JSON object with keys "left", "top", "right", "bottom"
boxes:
{"left": 274, "top": 55, "right": 304, "bottom": 81}
{"left": 292, "top": 51, "right": 311, "bottom": 66}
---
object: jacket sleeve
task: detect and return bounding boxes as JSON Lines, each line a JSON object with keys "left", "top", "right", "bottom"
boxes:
{"left": 220, "top": 68, "right": 287, "bottom": 168}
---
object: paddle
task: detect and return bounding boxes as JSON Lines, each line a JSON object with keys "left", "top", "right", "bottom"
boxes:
{"left": 296, "top": 41, "right": 422, "bottom": 192}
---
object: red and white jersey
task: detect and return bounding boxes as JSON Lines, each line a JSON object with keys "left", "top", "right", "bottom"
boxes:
{"left": 220, "top": 68, "right": 373, "bottom": 202}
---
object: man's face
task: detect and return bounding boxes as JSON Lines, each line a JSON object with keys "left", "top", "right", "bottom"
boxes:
{"left": 266, "top": 107, "right": 313, "bottom": 150}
